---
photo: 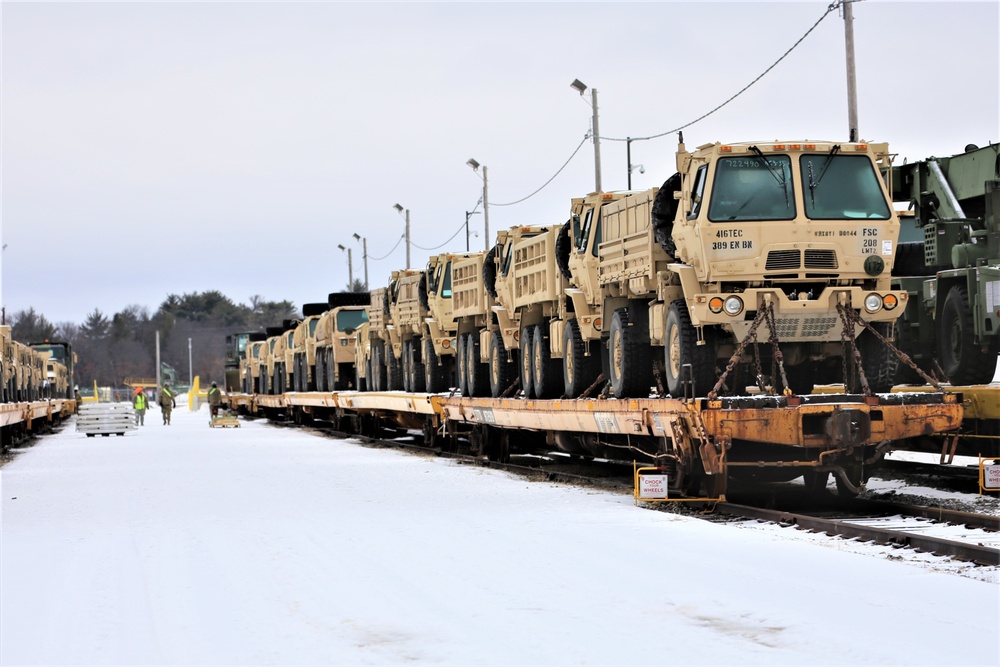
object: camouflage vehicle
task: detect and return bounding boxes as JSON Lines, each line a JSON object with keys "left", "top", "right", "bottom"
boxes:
{"left": 890, "top": 142, "right": 1000, "bottom": 385}
{"left": 312, "top": 293, "right": 369, "bottom": 392}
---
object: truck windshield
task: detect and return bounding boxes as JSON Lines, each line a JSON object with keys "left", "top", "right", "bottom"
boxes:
{"left": 236, "top": 334, "right": 250, "bottom": 353}
{"left": 441, "top": 261, "right": 452, "bottom": 298}
{"left": 708, "top": 155, "right": 795, "bottom": 222}
{"left": 337, "top": 309, "right": 368, "bottom": 332}
{"left": 800, "top": 154, "right": 890, "bottom": 220}
{"left": 309, "top": 319, "right": 319, "bottom": 336}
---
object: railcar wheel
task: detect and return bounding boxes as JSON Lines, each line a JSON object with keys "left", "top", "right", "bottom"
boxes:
{"left": 609, "top": 308, "right": 653, "bottom": 398}
{"left": 563, "top": 319, "right": 600, "bottom": 398}
{"left": 834, "top": 465, "right": 864, "bottom": 498}
{"left": 488, "top": 330, "right": 516, "bottom": 398}
{"left": 466, "top": 333, "right": 490, "bottom": 397}
{"left": 802, "top": 470, "right": 830, "bottom": 495}
{"left": 519, "top": 327, "right": 535, "bottom": 398}
{"left": 532, "top": 324, "right": 560, "bottom": 399}
{"left": 663, "top": 300, "right": 714, "bottom": 398}
{"left": 938, "top": 285, "right": 997, "bottom": 385}
{"left": 424, "top": 338, "right": 447, "bottom": 393}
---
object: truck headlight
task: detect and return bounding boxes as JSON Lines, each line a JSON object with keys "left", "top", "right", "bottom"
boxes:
{"left": 724, "top": 296, "right": 744, "bottom": 316}
{"left": 864, "top": 293, "right": 883, "bottom": 313}
{"left": 708, "top": 297, "right": 724, "bottom": 314}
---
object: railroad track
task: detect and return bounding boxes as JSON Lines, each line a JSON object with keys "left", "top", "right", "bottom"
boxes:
{"left": 263, "top": 417, "right": 1000, "bottom": 566}
{"left": 715, "top": 501, "right": 1000, "bottom": 566}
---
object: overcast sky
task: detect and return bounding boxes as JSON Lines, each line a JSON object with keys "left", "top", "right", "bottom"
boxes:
{"left": 2, "top": 1, "right": 997, "bottom": 326}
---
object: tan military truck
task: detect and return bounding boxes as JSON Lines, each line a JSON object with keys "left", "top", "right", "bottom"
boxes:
{"left": 259, "top": 325, "right": 289, "bottom": 395}
{"left": 242, "top": 339, "right": 268, "bottom": 394}
{"left": 365, "top": 274, "right": 422, "bottom": 392}
{"left": 451, "top": 250, "right": 500, "bottom": 397}
{"left": 552, "top": 137, "right": 907, "bottom": 398}
{"left": 0, "top": 325, "right": 11, "bottom": 402}
{"left": 312, "top": 292, "right": 369, "bottom": 392}
{"left": 354, "top": 321, "right": 372, "bottom": 391}
{"left": 289, "top": 304, "right": 327, "bottom": 392}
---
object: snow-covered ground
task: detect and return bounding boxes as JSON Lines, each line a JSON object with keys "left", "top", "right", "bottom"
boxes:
{"left": 2, "top": 400, "right": 998, "bottom": 666}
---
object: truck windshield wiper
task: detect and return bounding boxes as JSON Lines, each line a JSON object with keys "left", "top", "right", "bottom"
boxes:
{"left": 749, "top": 145, "right": 789, "bottom": 210}
{"left": 807, "top": 144, "right": 841, "bottom": 206}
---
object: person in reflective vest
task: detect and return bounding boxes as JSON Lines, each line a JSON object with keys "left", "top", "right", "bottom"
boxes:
{"left": 133, "top": 388, "right": 148, "bottom": 426}
{"left": 208, "top": 382, "right": 222, "bottom": 418}
{"left": 159, "top": 383, "right": 177, "bottom": 425}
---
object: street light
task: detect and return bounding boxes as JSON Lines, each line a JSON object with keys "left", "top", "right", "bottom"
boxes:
{"left": 393, "top": 203, "right": 411, "bottom": 269}
{"left": 338, "top": 243, "right": 353, "bottom": 288}
{"left": 464, "top": 211, "right": 481, "bottom": 252}
{"left": 466, "top": 159, "right": 490, "bottom": 251}
{"left": 570, "top": 78, "right": 602, "bottom": 193}
{"left": 353, "top": 233, "right": 368, "bottom": 290}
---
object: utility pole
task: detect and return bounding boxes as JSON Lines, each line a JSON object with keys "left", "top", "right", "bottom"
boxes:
{"left": 465, "top": 210, "right": 481, "bottom": 252}
{"left": 590, "top": 89, "right": 602, "bottom": 192}
{"left": 393, "top": 204, "right": 411, "bottom": 270}
{"left": 155, "top": 331, "right": 161, "bottom": 390}
{"left": 843, "top": 0, "right": 859, "bottom": 142}
{"left": 354, "top": 234, "right": 368, "bottom": 290}
{"left": 188, "top": 338, "right": 193, "bottom": 389}
{"left": 482, "top": 165, "right": 490, "bottom": 251}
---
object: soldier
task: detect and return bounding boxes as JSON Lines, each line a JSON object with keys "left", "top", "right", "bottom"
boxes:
{"left": 159, "top": 382, "right": 177, "bottom": 425}
{"left": 208, "top": 382, "right": 222, "bottom": 418}
{"left": 132, "top": 387, "right": 148, "bottom": 426}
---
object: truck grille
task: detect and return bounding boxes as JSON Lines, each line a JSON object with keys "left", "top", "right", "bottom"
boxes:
{"left": 765, "top": 250, "right": 800, "bottom": 270}
{"left": 804, "top": 249, "right": 837, "bottom": 269}
{"left": 765, "top": 249, "right": 838, "bottom": 271}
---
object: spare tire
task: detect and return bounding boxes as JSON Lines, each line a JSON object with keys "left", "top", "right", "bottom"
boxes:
{"left": 418, "top": 273, "right": 429, "bottom": 310}
{"left": 652, "top": 173, "right": 681, "bottom": 258}
{"left": 555, "top": 220, "right": 572, "bottom": 280}
{"left": 483, "top": 246, "right": 499, "bottom": 298}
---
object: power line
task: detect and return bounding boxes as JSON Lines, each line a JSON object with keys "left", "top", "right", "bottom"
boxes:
{"left": 491, "top": 132, "right": 591, "bottom": 207}
{"left": 412, "top": 196, "right": 483, "bottom": 252}
{"left": 603, "top": 1, "right": 843, "bottom": 144}
{"left": 368, "top": 234, "right": 405, "bottom": 261}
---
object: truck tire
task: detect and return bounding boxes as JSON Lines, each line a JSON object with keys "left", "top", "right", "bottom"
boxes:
{"left": 483, "top": 247, "right": 499, "bottom": 299}
{"left": 846, "top": 322, "right": 899, "bottom": 393}
{"left": 407, "top": 340, "right": 426, "bottom": 393}
{"left": 555, "top": 221, "right": 573, "bottom": 280}
{"left": 663, "top": 300, "right": 714, "bottom": 398}
{"left": 457, "top": 334, "right": 469, "bottom": 397}
{"left": 466, "top": 333, "right": 490, "bottom": 397}
{"left": 609, "top": 308, "right": 654, "bottom": 398}
{"left": 372, "top": 343, "right": 387, "bottom": 392}
{"left": 386, "top": 348, "right": 403, "bottom": 391}
{"left": 519, "top": 327, "right": 535, "bottom": 398}
{"left": 424, "top": 338, "right": 447, "bottom": 394}
{"left": 938, "top": 285, "right": 998, "bottom": 385}
{"left": 401, "top": 341, "right": 412, "bottom": 393}
{"left": 651, "top": 173, "right": 680, "bottom": 258}
{"left": 488, "top": 330, "right": 516, "bottom": 398}
{"left": 532, "top": 323, "right": 561, "bottom": 399}
{"left": 563, "top": 318, "right": 600, "bottom": 398}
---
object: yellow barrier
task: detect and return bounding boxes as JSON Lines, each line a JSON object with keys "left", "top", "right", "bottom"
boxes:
{"left": 188, "top": 376, "right": 208, "bottom": 411}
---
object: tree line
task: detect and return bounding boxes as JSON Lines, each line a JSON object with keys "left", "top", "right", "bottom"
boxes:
{"left": 7, "top": 292, "right": 299, "bottom": 388}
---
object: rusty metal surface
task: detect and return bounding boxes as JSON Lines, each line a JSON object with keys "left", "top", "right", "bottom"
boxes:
{"left": 0, "top": 399, "right": 74, "bottom": 429}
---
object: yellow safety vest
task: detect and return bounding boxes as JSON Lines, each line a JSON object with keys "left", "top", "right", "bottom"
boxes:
{"left": 135, "top": 394, "right": 147, "bottom": 410}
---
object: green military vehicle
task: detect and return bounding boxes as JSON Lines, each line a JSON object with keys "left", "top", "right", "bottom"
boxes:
{"left": 891, "top": 143, "right": 1000, "bottom": 385}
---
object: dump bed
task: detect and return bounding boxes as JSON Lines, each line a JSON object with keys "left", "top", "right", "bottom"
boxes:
{"left": 598, "top": 188, "right": 670, "bottom": 296}
{"left": 393, "top": 271, "right": 427, "bottom": 336}
{"left": 367, "top": 288, "right": 391, "bottom": 339}
{"left": 451, "top": 255, "right": 489, "bottom": 320}
{"left": 509, "top": 226, "right": 564, "bottom": 311}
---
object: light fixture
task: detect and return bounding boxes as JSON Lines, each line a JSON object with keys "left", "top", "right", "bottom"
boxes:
{"left": 393, "top": 203, "right": 404, "bottom": 213}
{"left": 570, "top": 79, "right": 587, "bottom": 94}
{"left": 466, "top": 158, "right": 480, "bottom": 171}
